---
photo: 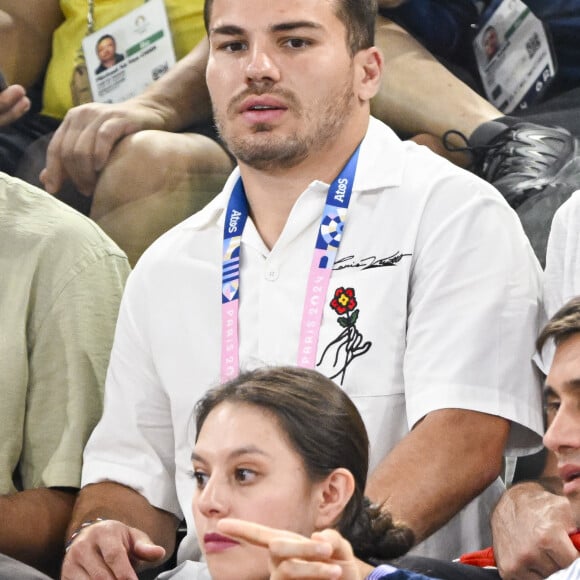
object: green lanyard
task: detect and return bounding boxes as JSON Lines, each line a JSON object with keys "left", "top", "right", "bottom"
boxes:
{"left": 86, "top": 0, "right": 151, "bottom": 35}
{"left": 87, "top": 0, "right": 95, "bottom": 34}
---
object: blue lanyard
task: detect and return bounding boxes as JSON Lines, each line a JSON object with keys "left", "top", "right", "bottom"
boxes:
{"left": 221, "top": 145, "right": 360, "bottom": 381}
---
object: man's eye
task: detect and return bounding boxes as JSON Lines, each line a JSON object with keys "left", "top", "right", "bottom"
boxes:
{"left": 285, "top": 38, "right": 309, "bottom": 49}
{"left": 192, "top": 470, "right": 209, "bottom": 488}
{"left": 221, "top": 41, "right": 246, "bottom": 52}
{"left": 544, "top": 400, "right": 560, "bottom": 418}
{"left": 235, "top": 468, "right": 256, "bottom": 483}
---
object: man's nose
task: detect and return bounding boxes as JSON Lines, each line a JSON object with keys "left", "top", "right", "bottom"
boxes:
{"left": 245, "top": 43, "right": 281, "bottom": 84}
{"left": 544, "top": 404, "right": 580, "bottom": 454}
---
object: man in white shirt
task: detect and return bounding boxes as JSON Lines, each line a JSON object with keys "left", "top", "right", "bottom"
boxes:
{"left": 533, "top": 297, "right": 580, "bottom": 580}
{"left": 489, "top": 193, "right": 580, "bottom": 580}
{"left": 61, "top": 1, "right": 544, "bottom": 578}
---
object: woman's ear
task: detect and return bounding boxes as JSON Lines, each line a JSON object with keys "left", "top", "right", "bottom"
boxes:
{"left": 314, "top": 468, "right": 356, "bottom": 529}
{"left": 354, "top": 46, "right": 383, "bottom": 102}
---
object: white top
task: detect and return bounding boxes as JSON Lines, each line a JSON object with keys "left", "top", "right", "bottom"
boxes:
{"left": 83, "top": 117, "right": 544, "bottom": 563}
{"left": 157, "top": 561, "right": 210, "bottom": 580}
{"left": 546, "top": 558, "right": 580, "bottom": 580}
{"left": 544, "top": 190, "right": 580, "bottom": 319}
{"left": 538, "top": 189, "right": 580, "bottom": 372}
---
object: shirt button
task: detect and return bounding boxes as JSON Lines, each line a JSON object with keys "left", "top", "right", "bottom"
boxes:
{"left": 265, "top": 266, "right": 279, "bottom": 281}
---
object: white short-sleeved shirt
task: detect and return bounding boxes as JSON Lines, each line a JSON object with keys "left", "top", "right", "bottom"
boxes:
{"left": 83, "top": 118, "right": 544, "bottom": 562}
{"left": 544, "top": 190, "right": 580, "bottom": 319}
{"left": 537, "top": 189, "right": 580, "bottom": 372}
{"left": 546, "top": 558, "right": 580, "bottom": 580}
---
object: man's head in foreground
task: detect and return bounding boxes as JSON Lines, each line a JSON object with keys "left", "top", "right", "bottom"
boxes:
{"left": 541, "top": 296, "right": 580, "bottom": 526}
{"left": 203, "top": 0, "right": 381, "bottom": 171}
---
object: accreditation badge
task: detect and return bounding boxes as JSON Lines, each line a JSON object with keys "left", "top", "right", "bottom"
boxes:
{"left": 472, "top": 0, "right": 556, "bottom": 113}
{"left": 81, "top": 0, "right": 176, "bottom": 104}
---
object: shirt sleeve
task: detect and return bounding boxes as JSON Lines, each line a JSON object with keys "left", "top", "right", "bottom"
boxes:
{"left": 81, "top": 264, "right": 183, "bottom": 518}
{"left": 403, "top": 175, "right": 544, "bottom": 454}
{"left": 22, "top": 252, "right": 130, "bottom": 490}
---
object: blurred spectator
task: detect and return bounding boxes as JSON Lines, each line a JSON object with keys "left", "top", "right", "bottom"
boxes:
{"left": 0, "top": 172, "right": 130, "bottom": 576}
{"left": 375, "top": 1, "right": 580, "bottom": 264}
{"left": 0, "top": 1, "right": 232, "bottom": 265}
{"left": 0, "top": 1, "right": 200, "bottom": 175}
{"left": 41, "top": 4, "right": 579, "bottom": 265}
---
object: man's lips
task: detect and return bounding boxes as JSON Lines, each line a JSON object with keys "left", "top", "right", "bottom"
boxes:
{"left": 558, "top": 463, "right": 580, "bottom": 493}
{"left": 239, "top": 96, "right": 287, "bottom": 113}
{"left": 204, "top": 532, "right": 241, "bottom": 553}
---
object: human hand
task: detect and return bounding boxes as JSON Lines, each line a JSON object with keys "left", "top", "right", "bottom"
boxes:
{"left": 0, "top": 84, "right": 30, "bottom": 126}
{"left": 40, "top": 101, "right": 166, "bottom": 197}
{"left": 217, "top": 518, "right": 373, "bottom": 579}
{"left": 61, "top": 519, "right": 166, "bottom": 580}
{"left": 492, "top": 482, "right": 578, "bottom": 579}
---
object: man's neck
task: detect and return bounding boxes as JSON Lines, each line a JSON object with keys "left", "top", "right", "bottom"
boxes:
{"left": 239, "top": 167, "right": 309, "bottom": 250}
{"left": 238, "top": 121, "right": 368, "bottom": 250}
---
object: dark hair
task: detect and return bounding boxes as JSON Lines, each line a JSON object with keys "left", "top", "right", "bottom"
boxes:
{"left": 194, "top": 366, "right": 414, "bottom": 560}
{"left": 203, "top": 0, "right": 377, "bottom": 56}
{"left": 537, "top": 296, "right": 580, "bottom": 352}
{"left": 96, "top": 34, "right": 116, "bottom": 49}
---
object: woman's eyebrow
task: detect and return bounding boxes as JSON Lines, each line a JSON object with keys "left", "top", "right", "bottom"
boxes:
{"left": 191, "top": 445, "right": 270, "bottom": 462}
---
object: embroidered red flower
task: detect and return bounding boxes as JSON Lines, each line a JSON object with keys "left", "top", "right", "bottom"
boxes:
{"left": 319, "top": 286, "right": 371, "bottom": 383}
{"left": 330, "top": 287, "right": 357, "bottom": 315}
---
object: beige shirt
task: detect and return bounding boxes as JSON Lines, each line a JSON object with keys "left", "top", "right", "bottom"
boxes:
{"left": 0, "top": 173, "right": 130, "bottom": 494}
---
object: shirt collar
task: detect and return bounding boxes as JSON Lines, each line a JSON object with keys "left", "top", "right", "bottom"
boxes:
{"left": 354, "top": 116, "right": 405, "bottom": 191}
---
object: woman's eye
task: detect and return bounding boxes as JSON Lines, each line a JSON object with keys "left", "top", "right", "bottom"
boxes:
{"left": 193, "top": 470, "right": 209, "bottom": 489}
{"left": 235, "top": 468, "right": 257, "bottom": 483}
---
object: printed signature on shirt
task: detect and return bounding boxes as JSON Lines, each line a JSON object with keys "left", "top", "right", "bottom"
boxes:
{"left": 333, "top": 252, "right": 412, "bottom": 271}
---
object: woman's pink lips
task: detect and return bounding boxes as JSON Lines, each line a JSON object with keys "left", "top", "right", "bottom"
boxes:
{"left": 204, "top": 532, "right": 241, "bottom": 553}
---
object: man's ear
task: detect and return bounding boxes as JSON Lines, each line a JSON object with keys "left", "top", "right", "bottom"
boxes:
{"left": 354, "top": 46, "right": 383, "bottom": 102}
{"left": 314, "top": 468, "right": 356, "bottom": 530}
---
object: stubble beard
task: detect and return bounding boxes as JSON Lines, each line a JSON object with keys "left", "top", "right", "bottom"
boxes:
{"left": 215, "top": 78, "right": 356, "bottom": 171}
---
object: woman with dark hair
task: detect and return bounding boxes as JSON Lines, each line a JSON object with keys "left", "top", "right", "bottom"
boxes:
{"left": 161, "top": 366, "right": 439, "bottom": 579}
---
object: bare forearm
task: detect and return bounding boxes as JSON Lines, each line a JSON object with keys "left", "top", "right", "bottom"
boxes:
{"left": 69, "top": 482, "right": 179, "bottom": 557}
{"left": 0, "top": 1, "right": 63, "bottom": 87}
{"left": 131, "top": 38, "right": 212, "bottom": 132}
{"left": 366, "top": 409, "right": 509, "bottom": 542}
{"left": 0, "top": 488, "right": 76, "bottom": 576}
{"left": 371, "top": 17, "right": 499, "bottom": 141}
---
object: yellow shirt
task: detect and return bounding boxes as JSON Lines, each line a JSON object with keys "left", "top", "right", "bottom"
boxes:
{"left": 42, "top": 0, "right": 205, "bottom": 119}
